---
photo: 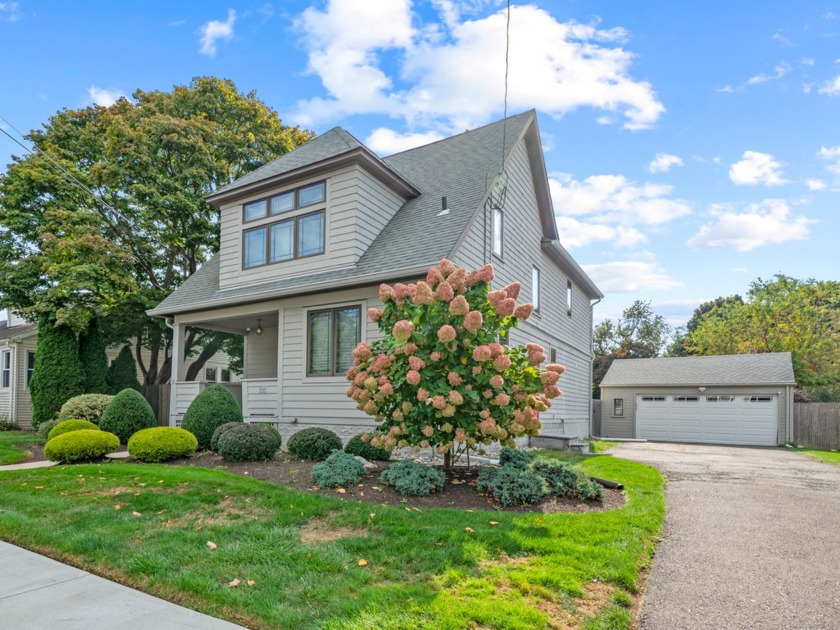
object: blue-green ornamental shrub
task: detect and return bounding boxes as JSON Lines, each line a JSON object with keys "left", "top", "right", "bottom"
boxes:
{"left": 287, "top": 427, "right": 343, "bottom": 461}
{"left": 181, "top": 385, "right": 243, "bottom": 450}
{"left": 498, "top": 446, "right": 534, "bottom": 470}
{"left": 47, "top": 419, "right": 100, "bottom": 441}
{"left": 312, "top": 450, "right": 367, "bottom": 487}
{"left": 344, "top": 434, "right": 391, "bottom": 461}
{"left": 99, "top": 388, "right": 157, "bottom": 443}
{"left": 477, "top": 466, "right": 548, "bottom": 506}
{"left": 44, "top": 429, "right": 120, "bottom": 463}
{"left": 380, "top": 460, "right": 446, "bottom": 496}
{"left": 128, "top": 427, "right": 198, "bottom": 462}
{"left": 57, "top": 394, "right": 115, "bottom": 424}
{"left": 528, "top": 459, "right": 603, "bottom": 501}
{"left": 217, "top": 423, "right": 281, "bottom": 462}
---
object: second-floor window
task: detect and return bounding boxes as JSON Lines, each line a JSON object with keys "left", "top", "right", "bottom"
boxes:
{"left": 1, "top": 350, "right": 10, "bottom": 389}
{"left": 566, "top": 280, "right": 573, "bottom": 317}
{"left": 492, "top": 208, "right": 504, "bottom": 257}
{"left": 531, "top": 266, "right": 541, "bottom": 312}
{"left": 242, "top": 182, "right": 326, "bottom": 269}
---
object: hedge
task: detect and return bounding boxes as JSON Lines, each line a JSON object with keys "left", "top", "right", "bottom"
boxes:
{"left": 128, "top": 427, "right": 198, "bottom": 462}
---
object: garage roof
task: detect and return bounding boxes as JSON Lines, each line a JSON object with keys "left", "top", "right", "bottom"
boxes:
{"left": 600, "top": 352, "right": 796, "bottom": 387}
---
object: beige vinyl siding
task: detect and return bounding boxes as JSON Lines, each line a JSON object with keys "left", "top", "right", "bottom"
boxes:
{"left": 13, "top": 337, "right": 36, "bottom": 429}
{"left": 217, "top": 166, "right": 405, "bottom": 289}
{"left": 452, "top": 139, "right": 593, "bottom": 439}
{"left": 244, "top": 326, "right": 278, "bottom": 378}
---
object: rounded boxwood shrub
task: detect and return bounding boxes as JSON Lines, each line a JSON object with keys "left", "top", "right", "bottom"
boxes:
{"left": 217, "top": 423, "right": 281, "bottom": 462}
{"left": 498, "top": 446, "right": 534, "bottom": 470}
{"left": 344, "top": 434, "right": 391, "bottom": 461}
{"left": 181, "top": 385, "right": 242, "bottom": 450}
{"left": 287, "top": 427, "right": 342, "bottom": 461}
{"left": 477, "top": 466, "right": 548, "bottom": 506}
{"left": 37, "top": 419, "right": 61, "bottom": 441}
{"left": 380, "top": 460, "right": 446, "bottom": 496}
{"left": 128, "top": 427, "right": 198, "bottom": 463}
{"left": 44, "top": 429, "right": 120, "bottom": 463}
{"left": 99, "top": 388, "right": 157, "bottom": 444}
{"left": 528, "top": 459, "right": 603, "bottom": 501}
{"left": 47, "top": 419, "right": 100, "bottom": 441}
{"left": 210, "top": 422, "right": 243, "bottom": 452}
{"left": 57, "top": 394, "right": 115, "bottom": 424}
{"left": 312, "top": 450, "right": 366, "bottom": 487}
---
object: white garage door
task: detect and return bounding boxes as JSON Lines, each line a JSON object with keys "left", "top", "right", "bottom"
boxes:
{"left": 636, "top": 394, "right": 778, "bottom": 446}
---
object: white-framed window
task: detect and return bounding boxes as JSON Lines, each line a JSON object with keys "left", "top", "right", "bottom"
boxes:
{"left": 205, "top": 367, "right": 217, "bottom": 382}
{"left": 613, "top": 398, "right": 624, "bottom": 417}
{"left": 0, "top": 350, "right": 10, "bottom": 389}
{"left": 492, "top": 207, "right": 503, "bottom": 257}
{"left": 706, "top": 395, "right": 735, "bottom": 403}
{"left": 531, "top": 266, "right": 541, "bottom": 312}
{"left": 566, "top": 280, "right": 572, "bottom": 317}
{"left": 641, "top": 396, "right": 666, "bottom": 402}
{"left": 745, "top": 396, "right": 773, "bottom": 403}
{"left": 25, "top": 351, "right": 35, "bottom": 388}
{"left": 674, "top": 396, "right": 699, "bottom": 402}
{"left": 550, "top": 347, "right": 557, "bottom": 364}
{"left": 307, "top": 305, "right": 362, "bottom": 376}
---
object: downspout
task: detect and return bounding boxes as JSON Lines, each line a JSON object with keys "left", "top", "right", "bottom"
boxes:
{"left": 589, "top": 297, "right": 602, "bottom": 438}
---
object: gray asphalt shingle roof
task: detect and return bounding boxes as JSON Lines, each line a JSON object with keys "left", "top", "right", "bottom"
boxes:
{"left": 600, "top": 353, "right": 796, "bottom": 387}
{"left": 0, "top": 323, "right": 36, "bottom": 341}
{"left": 151, "top": 111, "right": 538, "bottom": 316}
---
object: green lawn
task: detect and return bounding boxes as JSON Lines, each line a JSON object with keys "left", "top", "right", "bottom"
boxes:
{"left": 590, "top": 441, "right": 619, "bottom": 455}
{"left": 795, "top": 448, "right": 840, "bottom": 466}
{"left": 0, "top": 454, "right": 664, "bottom": 629}
{"left": 0, "top": 431, "right": 43, "bottom": 465}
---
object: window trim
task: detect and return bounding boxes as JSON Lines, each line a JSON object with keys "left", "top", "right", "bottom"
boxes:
{"left": 242, "top": 180, "right": 326, "bottom": 224}
{"left": 531, "top": 266, "right": 541, "bottom": 312}
{"left": 492, "top": 207, "right": 504, "bottom": 259}
{"left": 613, "top": 398, "right": 624, "bottom": 417}
{"left": 0, "top": 349, "right": 10, "bottom": 390}
{"left": 549, "top": 347, "right": 557, "bottom": 364}
{"left": 242, "top": 209, "right": 326, "bottom": 269}
{"left": 566, "top": 280, "right": 573, "bottom": 317}
{"left": 25, "top": 351, "right": 35, "bottom": 389}
{"left": 305, "top": 304, "right": 363, "bottom": 378}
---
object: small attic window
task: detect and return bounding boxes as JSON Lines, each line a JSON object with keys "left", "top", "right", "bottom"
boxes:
{"left": 492, "top": 208, "right": 503, "bottom": 257}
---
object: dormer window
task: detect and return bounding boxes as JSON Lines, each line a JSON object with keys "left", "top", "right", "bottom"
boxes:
{"left": 242, "top": 181, "right": 327, "bottom": 269}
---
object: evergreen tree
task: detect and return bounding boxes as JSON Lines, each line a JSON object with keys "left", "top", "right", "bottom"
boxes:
{"left": 107, "top": 346, "right": 141, "bottom": 393}
{"left": 29, "top": 318, "right": 85, "bottom": 427}
{"left": 79, "top": 320, "right": 111, "bottom": 394}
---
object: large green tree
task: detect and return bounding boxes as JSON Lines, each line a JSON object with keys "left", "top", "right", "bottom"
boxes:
{"left": 28, "top": 318, "right": 85, "bottom": 426}
{"left": 0, "top": 77, "right": 312, "bottom": 383}
{"left": 592, "top": 300, "right": 672, "bottom": 398}
{"left": 666, "top": 295, "right": 744, "bottom": 357}
{"left": 684, "top": 275, "right": 840, "bottom": 388}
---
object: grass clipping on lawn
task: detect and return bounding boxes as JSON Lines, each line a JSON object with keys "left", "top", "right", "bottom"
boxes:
{"left": 0, "top": 454, "right": 664, "bottom": 630}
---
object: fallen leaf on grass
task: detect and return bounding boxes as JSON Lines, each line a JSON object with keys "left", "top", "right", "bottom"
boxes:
{"left": 229, "top": 578, "right": 240, "bottom": 587}
{"left": 35, "top": 486, "right": 44, "bottom": 490}
{"left": 206, "top": 541, "right": 218, "bottom": 550}
{"left": 489, "top": 521, "right": 499, "bottom": 526}
{"left": 114, "top": 505, "right": 121, "bottom": 510}
{"left": 357, "top": 559, "right": 368, "bottom": 566}
{"left": 132, "top": 512, "right": 142, "bottom": 517}
{"left": 369, "top": 513, "right": 376, "bottom": 519}
{"left": 247, "top": 580, "right": 255, "bottom": 587}
{"left": 464, "top": 527, "right": 475, "bottom": 534}
{"left": 412, "top": 507, "right": 421, "bottom": 512}
{"left": 336, "top": 488, "right": 346, "bottom": 494}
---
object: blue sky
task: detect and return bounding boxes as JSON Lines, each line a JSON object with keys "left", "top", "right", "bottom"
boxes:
{"left": 1, "top": 1, "right": 838, "bottom": 329}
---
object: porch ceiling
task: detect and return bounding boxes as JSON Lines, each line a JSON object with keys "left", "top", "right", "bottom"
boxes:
{"left": 187, "top": 311, "right": 279, "bottom": 336}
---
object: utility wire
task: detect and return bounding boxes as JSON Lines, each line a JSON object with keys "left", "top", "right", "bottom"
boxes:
{"left": 500, "top": 0, "right": 511, "bottom": 170}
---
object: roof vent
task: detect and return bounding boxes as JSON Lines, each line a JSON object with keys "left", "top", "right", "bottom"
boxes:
{"left": 437, "top": 196, "right": 450, "bottom": 217}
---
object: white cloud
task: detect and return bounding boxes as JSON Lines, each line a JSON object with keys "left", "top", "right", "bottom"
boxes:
{"left": 729, "top": 151, "right": 788, "bottom": 186}
{"left": 0, "top": 2, "right": 21, "bottom": 22}
{"left": 824, "top": 12, "right": 837, "bottom": 20}
{"left": 818, "top": 145, "right": 840, "bottom": 174}
{"left": 648, "top": 152, "right": 684, "bottom": 173}
{"left": 581, "top": 260, "right": 683, "bottom": 293}
{"left": 818, "top": 75, "right": 840, "bottom": 96}
{"left": 747, "top": 63, "right": 790, "bottom": 85}
{"left": 555, "top": 216, "right": 647, "bottom": 249}
{"left": 771, "top": 32, "right": 793, "bottom": 47}
{"left": 806, "top": 178, "right": 827, "bottom": 191}
{"left": 686, "top": 199, "right": 815, "bottom": 251}
{"left": 291, "top": 2, "right": 664, "bottom": 131}
{"left": 716, "top": 85, "right": 736, "bottom": 93}
{"left": 801, "top": 57, "right": 815, "bottom": 66}
{"left": 199, "top": 9, "right": 236, "bottom": 57}
{"left": 732, "top": 267, "right": 750, "bottom": 273}
{"left": 365, "top": 128, "right": 446, "bottom": 154}
{"left": 87, "top": 86, "right": 126, "bottom": 107}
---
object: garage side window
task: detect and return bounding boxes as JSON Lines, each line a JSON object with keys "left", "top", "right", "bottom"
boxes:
{"left": 613, "top": 398, "right": 624, "bottom": 417}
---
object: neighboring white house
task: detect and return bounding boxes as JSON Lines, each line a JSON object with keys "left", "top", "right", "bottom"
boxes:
{"left": 149, "top": 111, "right": 603, "bottom": 442}
{"left": 0, "top": 308, "right": 235, "bottom": 429}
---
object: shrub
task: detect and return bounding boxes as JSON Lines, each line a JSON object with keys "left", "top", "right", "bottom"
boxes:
{"left": 128, "top": 427, "right": 198, "bottom": 462}
{"left": 210, "top": 422, "right": 243, "bottom": 452}
{"left": 477, "top": 466, "right": 547, "bottom": 506}
{"left": 344, "top": 434, "right": 391, "bottom": 461}
{"left": 47, "top": 419, "right": 99, "bottom": 441}
{"left": 37, "top": 419, "right": 61, "bottom": 441}
{"left": 217, "top": 423, "right": 281, "bottom": 462}
{"left": 57, "top": 394, "right": 115, "bottom": 424}
{"left": 498, "top": 446, "right": 534, "bottom": 470}
{"left": 287, "top": 427, "right": 342, "bottom": 461}
{"left": 106, "top": 346, "right": 141, "bottom": 393}
{"left": 312, "top": 450, "right": 367, "bottom": 487}
{"left": 44, "top": 429, "right": 119, "bottom": 463}
{"left": 181, "top": 384, "right": 242, "bottom": 450}
{"left": 528, "top": 459, "right": 603, "bottom": 502}
{"left": 79, "top": 321, "right": 111, "bottom": 394}
{"left": 99, "top": 388, "right": 157, "bottom": 443}
{"left": 0, "top": 415, "right": 18, "bottom": 431}
{"left": 380, "top": 460, "right": 446, "bottom": 496}
{"left": 29, "top": 317, "right": 84, "bottom": 427}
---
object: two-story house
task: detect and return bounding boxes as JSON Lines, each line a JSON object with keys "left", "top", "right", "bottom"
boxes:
{"left": 149, "top": 111, "right": 602, "bottom": 443}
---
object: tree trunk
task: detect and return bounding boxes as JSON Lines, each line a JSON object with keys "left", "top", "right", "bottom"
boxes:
{"left": 443, "top": 451, "right": 452, "bottom": 472}
{"left": 184, "top": 335, "right": 226, "bottom": 381}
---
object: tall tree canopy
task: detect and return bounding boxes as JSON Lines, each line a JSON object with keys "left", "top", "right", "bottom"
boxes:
{"left": 592, "top": 300, "right": 671, "bottom": 398}
{"left": 0, "top": 77, "right": 313, "bottom": 383}
{"left": 683, "top": 275, "right": 840, "bottom": 388}
{"left": 667, "top": 295, "right": 744, "bottom": 357}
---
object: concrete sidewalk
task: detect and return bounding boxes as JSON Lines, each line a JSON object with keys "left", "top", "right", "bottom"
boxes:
{"left": 0, "top": 542, "right": 244, "bottom": 629}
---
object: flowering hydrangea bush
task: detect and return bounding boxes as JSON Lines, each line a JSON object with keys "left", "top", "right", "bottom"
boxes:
{"left": 346, "top": 259, "right": 565, "bottom": 468}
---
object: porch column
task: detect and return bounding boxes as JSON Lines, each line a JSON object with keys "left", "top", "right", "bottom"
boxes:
{"left": 168, "top": 322, "right": 186, "bottom": 426}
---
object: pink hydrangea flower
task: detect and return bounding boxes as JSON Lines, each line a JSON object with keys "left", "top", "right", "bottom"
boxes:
{"left": 368, "top": 308, "right": 384, "bottom": 322}
{"left": 447, "top": 371, "right": 463, "bottom": 386}
{"left": 441, "top": 422, "right": 454, "bottom": 433}
{"left": 496, "top": 298, "right": 516, "bottom": 317}
{"left": 488, "top": 343, "right": 504, "bottom": 357}
{"left": 489, "top": 374, "right": 504, "bottom": 389}
{"left": 353, "top": 371, "right": 367, "bottom": 386}
{"left": 379, "top": 284, "right": 394, "bottom": 302}
{"left": 426, "top": 267, "right": 444, "bottom": 287}
{"left": 406, "top": 370, "right": 421, "bottom": 385}
{"left": 541, "top": 371, "right": 561, "bottom": 387}
{"left": 448, "top": 390, "right": 464, "bottom": 405}
{"left": 472, "top": 345, "right": 492, "bottom": 362}
{"left": 493, "top": 354, "right": 512, "bottom": 371}
{"left": 449, "top": 295, "right": 469, "bottom": 316}
{"left": 420, "top": 440, "right": 430, "bottom": 449}
{"left": 472, "top": 366, "right": 481, "bottom": 376}
{"left": 361, "top": 433, "right": 370, "bottom": 442}
{"left": 380, "top": 382, "right": 394, "bottom": 396}
{"left": 432, "top": 395, "right": 447, "bottom": 409}
{"left": 479, "top": 418, "right": 497, "bottom": 435}
{"left": 430, "top": 351, "right": 441, "bottom": 361}
{"left": 352, "top": 343, "right": 373, "bottom": 362}
{"left": 346, "top": 366, "right": 359, "bottom": 380}
{"left": 503, "top": 282, "right": 522, "bottom": 300}
{"left": 437, "top": 325, "right": 457, "bottom": 343}
{"left": 513, "top": 303, "right": 533, "bottom": 320}
{"left": 417, "top": 388, "right": 430, "bottom": 402}
{"left": 488, "top": 289, "right": 507, "bottom": 308}
{"left": 392, "top": 319, "right": 415, "bottom": 342}
{"left": 403, "top": 343, "right": 418, "bottom": 355}
{"left": 422, "top": 425, "right": 435, "bottom": 437}
{"left": 466, "top": 264, "right": 494, "bottom": 286}
{"left": 413, "top": 281, "right": 435, "bottom": 305}
{"left": 455, "top": 428, "right": 467, "bottom": 442}
{"left": 441, "top": 404, "right": 456, "bottom": 418}
{"left": 479, "top": 409, "right": 491, "bottom": 419}
{"left": 435, "top": 281, "right": 454, "bottom": 302}
{"left": 448, "top": 268, "right": 467, "bottom": 293}
{"left": 363, "top": 400, "right": 378, "bottom": 414}
{"left": 483, "top": 389, "right": 494, "bottom": 399}
{"left": 438, "top": 258, "right": 457, "bottom": 277}
{"left": 528, "top": 349, "right": 546, "bottom": 366}
{"left": 494, "top": 393, "right": 511, "bottom": 407}
{"left": 544, "top": 385, "right": 562, "bottom": 398}
{"left": 394, "top": 283, "right": 412, "bottom": 300}
{"left": 409, "top": 356, "right": 426, "bottom": 371}
{"left": 464, "top": 310, "right": 483, "bottom": 333}
{"left": 546, "top": 363, "right": 566, "bottom": 375}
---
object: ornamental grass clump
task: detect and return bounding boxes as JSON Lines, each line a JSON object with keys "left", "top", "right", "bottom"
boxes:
{"left": 287, "top": 427, "right": 343, "bottom": 461}
{"left": 44, "top": 429, "right": 120, "bottom": 463}
{"left": 47, "top": 419, "right": 99, "bottom": 441}
{"left": 127, "top": 427, "right": 198, "bottom": 463}
{"left": 344, "top": 433, "right": 391, "bottom": 461}
{"left": 347, "top": 259, "right": 566, "bottom": 470}
{"left": 312, "top": 450, "right": 367, "bottom": 487}
{"left": 380, "top": 460, "right": 446, "bottom": 496}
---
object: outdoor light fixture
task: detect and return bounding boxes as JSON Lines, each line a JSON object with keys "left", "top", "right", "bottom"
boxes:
{"left": 255, "top": 319, "right": 263, "bottom": 336}
{"left": 698, "top": 387, "right": 706, "bottom": 392}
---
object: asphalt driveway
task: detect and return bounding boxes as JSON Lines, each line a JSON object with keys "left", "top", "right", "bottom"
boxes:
{"left": 612, "top": 442, "right": 840, "bottom": 630}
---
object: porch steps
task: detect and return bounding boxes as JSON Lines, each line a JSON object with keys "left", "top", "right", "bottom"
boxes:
{"left": 529, "top": 434, "right": 590, "bottom": 454}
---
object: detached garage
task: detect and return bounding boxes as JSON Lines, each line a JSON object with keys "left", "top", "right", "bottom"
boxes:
{"left": 599, "top": 353, "right": 795, "bottom": 446}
